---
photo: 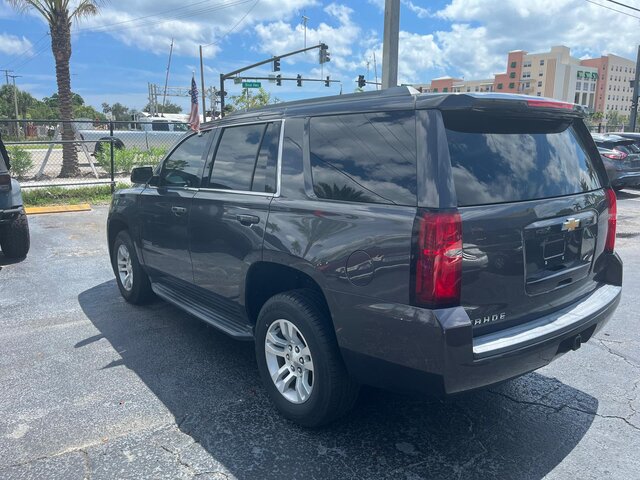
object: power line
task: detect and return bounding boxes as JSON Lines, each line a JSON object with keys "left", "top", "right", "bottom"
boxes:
{"left": 2, "top": 33, "right": 48, "bottom": 69}
{"left": 604, "top": 0, "right": 640, "bottom": 13}
{"left": 202, "top": 0, "right": 260, "bottom": 47}
{"left": 585, "top": 0, "right": 640, "bottom": 19}
{"left": 74, "top": 0, "right": 254, "bottom": 35}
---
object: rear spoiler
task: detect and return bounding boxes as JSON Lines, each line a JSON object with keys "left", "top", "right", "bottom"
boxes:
{"left": 416, "top": 93, "right": 586, "bottom": 119}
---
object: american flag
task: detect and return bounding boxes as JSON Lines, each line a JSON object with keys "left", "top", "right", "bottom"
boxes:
{"left": 188, "top": 76, "right": 200, "bottom": 132}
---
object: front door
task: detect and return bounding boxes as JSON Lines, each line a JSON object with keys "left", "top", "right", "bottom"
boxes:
{"left": 139, "top": 130, "right": 212, "bottom": 284}
{"left": 189, "top": 121, "right": 281, "bottom": 318}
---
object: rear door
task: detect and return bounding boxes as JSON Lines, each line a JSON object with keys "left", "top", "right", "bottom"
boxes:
{"left": 188, "top": 121, "right": 281, "bottom": 317}
{"left": 441, "top": 108, "right": 610, "bottom": 335}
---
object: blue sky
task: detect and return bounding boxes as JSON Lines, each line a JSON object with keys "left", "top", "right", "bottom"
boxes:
{"left": 0, "top": 0, "right": 638, "bottom": 113}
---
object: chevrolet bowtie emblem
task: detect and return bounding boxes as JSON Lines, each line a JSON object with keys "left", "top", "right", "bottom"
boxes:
{"left": 562, "top": 218, "right": 580, "bottom": 232}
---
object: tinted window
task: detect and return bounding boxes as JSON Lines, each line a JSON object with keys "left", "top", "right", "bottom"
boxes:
{"left": 160, "top": 131, "right": 210, "bottom": 188}
{"left": 210, "top": 122, "right": 280, "bottom": 192}
{"left": 152, "top": 121, "right": 170, "bottom": 131}
{"left": 309, "top": 111, "right": 416, "bottom": 205}
{"left": 252, "top": 122, "right": 281, "bottom": 193}
{"left": 444, "top": 113, "right": 602, "bottom": 206}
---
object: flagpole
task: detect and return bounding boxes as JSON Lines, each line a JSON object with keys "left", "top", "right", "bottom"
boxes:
{"left": 199, "top": 45, "right": 207, "bottom": 121}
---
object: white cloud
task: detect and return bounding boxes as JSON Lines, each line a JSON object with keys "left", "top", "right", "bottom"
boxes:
{"left": 254, "top": 3, "right": 362, "bottom": 72}
{"left": 74, "top": 0, "right": 318, "bottom": 58}
{"left": 0, "top": 32, "right": 32, "bottom": 56}
{"left": 434, "top": 0, "right": 640, "bottom": 79}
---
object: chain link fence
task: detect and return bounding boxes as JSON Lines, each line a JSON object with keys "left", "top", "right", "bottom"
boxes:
{"left": 587, "top": 123, "right": 640, "bottom": 134}
{"left": 1, "top": 119, "right": 189, "bottom": 190}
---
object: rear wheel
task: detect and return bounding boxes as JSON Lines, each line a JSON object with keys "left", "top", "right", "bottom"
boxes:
{"left": 255, "top": 289, "right": 359, "bottom": 427}
{"left": 111, "top": 230, "right": 154, "bottom": 304}
{"left": 0, "top": 210, "right": 30, "bottom": 259}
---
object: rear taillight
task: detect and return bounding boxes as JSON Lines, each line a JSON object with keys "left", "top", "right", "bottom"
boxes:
{"left": 413, "top": 210, "right": 463, "bottom": 307}
{"left": 605, "top": 188, "right": 617, "bottom": 253}
{"left": 0, "top": 173, "right": 11, "bottom": 191}
{"left": 526, "top": 99, "right": 575, "bottom": 110}
{"left": 602, "top": 151, "right": 628, "bottom": 160}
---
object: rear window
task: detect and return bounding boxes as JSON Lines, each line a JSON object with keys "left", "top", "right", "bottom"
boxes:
{"left": 444, "top": 113, "right": 602, "bottom": 206}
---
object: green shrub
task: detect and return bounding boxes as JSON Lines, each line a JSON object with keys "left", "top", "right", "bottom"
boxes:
{"left": 8, "top": 146, "right": 34, "bottom": 179}
{"left": 96, "top": 147, "right": 167, "bottom": 174}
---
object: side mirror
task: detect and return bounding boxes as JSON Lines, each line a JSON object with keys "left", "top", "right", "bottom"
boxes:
{"left": 131, "top": 166, "right": 154, "bottom": 184}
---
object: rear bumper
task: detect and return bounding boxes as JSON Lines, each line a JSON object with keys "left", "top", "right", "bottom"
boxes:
{"left": 333, "top": 253, "right": 622, "bottom": 395}
{"left": 609, "top": 171, "right": 640, "bottom": 188}
{"left": 0, "top": 206, "right": 22, "bottom": 224}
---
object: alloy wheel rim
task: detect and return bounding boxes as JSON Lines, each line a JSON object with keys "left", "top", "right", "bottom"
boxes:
{"left": 264, "top": 319, "right": 314, "bottom": 404}
{"left": 117, "top": 244, "right": 133, "bottom": 292}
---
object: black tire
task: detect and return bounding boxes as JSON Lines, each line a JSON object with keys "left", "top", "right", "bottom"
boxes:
{"left": 111, "top": 230, "right": 154, "bottom": 304}
{"left": 0, "top": 210, "right": 30, "bottom": 259}
{"left": 255, "top": 289, "right": 359, "bottom": 427}
{"left": 94, "top": 137, "right": 124, "bottom": 155}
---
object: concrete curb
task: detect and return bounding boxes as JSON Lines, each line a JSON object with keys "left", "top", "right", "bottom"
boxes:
{"left": 25, "top": 204, "right": 92, "bottom": 215}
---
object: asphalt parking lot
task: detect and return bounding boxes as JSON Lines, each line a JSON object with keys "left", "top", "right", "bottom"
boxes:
{"left": 1, "top": 194, "right": 639, "bottom": 480}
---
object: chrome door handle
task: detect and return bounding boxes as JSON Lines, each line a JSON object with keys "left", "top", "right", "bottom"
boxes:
{"left": 171, "top": 206, "right": 187, "bottom": 216}
{"left": 236, "top": 214, "right": 260, "bottom": 226}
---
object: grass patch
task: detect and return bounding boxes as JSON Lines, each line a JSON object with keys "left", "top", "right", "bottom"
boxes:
{"left": 22, "top": 182, "right": 130, "bottom": 207}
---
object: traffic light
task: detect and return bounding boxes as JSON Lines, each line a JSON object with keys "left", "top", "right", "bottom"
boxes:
{"left": 273, "top": 57, "right": 280, "bottom": 72}
{"left": 319, "top": 43, "right": 330, "bottom": 64}
{"left": 325, "top": 76, "right": 330, "bottom": 87}
{"left": 357, "top": 75, "right": 366, "bottom": 88}
{"left": 297, "top": 74, "right": 302, "bottom": 87}
{"left": 276, "top": 74, "right": 282, "bottom": 86}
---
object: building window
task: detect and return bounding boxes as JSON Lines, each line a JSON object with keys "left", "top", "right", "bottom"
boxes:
{"left": 540, "top": 59, "right": 545, "bottom": 66}
{"left": 539, "top": 72, "right": 544, "bottom": 77}
{"left": 576, "top": 81, "right": 582, "bottom": 90}
{"left": 522, "top": 71, "right": 531, "bottom": 78}
{"left": 537, "top": 92, "right": 542, "bottom": 96}
{"left": 433, "top": 88, "right": 437, "bottom": 92}
{"left": 509, "top": 72, "right": 516, "bottom": 78}
{"left": 538, "top": 81, "right": 542, "bottom": 87}
{"left": 523, "top": 60, "right": 532, "bottom": 68}
{"left": 466, "top": 87, "right": 471, "bottom": 92}
{"left": 443, "top": 87, "right": 448, "bottom": 92}
{"left": 497, "top": 83, "right": 503, "bottom": 90}
{"left": 509, "top": 82, "right": 515, "bottom": 89}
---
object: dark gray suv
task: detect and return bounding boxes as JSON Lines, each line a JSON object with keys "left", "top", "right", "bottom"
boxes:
{"left": 0, "top": 135, "right": 30, "bottom": 259}
{"left": 107, "top": 88, "right": 622, "bottom": 426}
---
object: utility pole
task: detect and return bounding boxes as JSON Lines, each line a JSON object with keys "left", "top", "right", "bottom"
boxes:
{"left": 631, "top": 45, "right": 640, "bottom": 132}
{"left": 381, "top": 0, "right": 400, "bottom": 89}
{"left": 161, "top": 39, "right": 174, "bottom": 116}
{"left": 199, "top": 45, "right": 207, "bottom": 121}
{"left": 9, "top": 74, "right": 21, "bottom": 138}
{"left": 1, "top": 69, "right": 13, "bottom": 86}
{"left": 373, "top": 51, "right": 379, "bottom": 91}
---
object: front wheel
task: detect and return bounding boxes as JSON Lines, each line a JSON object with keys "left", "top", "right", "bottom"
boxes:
{"left": 111, "top": 230, "right": 154, "bottom": 304}
{"left": 0, "top": 210, "right": 30, "bottom": 259}
{"left": 255, "top": 289, "right": 359, "bottom": 427}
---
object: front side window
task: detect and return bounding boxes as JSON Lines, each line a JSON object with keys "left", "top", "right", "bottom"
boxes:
{"left": 309, "top": 111, "right": 417, "bottom": 205}
{"left": 160, "top": 131, "right": 211, "bottom": 188}
{"left": 209, "top": 122, "right": 281, "bottom": 193}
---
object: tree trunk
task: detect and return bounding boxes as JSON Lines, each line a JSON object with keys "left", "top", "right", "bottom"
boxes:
{"left": 51, "top": 12, "right": 78, "bottom": 178}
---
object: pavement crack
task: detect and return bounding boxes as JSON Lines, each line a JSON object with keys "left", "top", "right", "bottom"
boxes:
{"left": 79, "top": 448, "right": 91, "bottom": 480}
{"left": 593, "top": 339, "right": 640, "bottom": 369}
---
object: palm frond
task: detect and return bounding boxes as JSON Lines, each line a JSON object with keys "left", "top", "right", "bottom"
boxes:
{"left": 70, "top": 0, "right": 101, "bottom": 20}
{"left": 6, "top": 0, "right": 54, "bottom": 23}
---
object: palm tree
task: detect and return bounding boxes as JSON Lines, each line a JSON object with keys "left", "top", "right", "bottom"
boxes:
{"left": 8, "top": 1, "right": 100, "bottom": 177}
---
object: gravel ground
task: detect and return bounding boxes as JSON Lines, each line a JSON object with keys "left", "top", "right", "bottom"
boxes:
{"left": 0, "top": 193, "right": 639, "bottom": 480}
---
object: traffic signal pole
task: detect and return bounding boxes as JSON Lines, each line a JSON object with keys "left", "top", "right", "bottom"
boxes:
{"left": 219, "top": 43, "right": 328, "bottom": 116}
{"left": 630, "top": 45, "right": 640, "bottom": 132}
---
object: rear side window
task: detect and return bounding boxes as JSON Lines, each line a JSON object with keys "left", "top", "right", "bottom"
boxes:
{"left": 444, "top": 113, "right": 602, "bottom": 206}
{"left": 309, "top": 111, "right": 416, "bottom": 205}
{"left": 209, "top": 122, "right": 280, "bottom": 193}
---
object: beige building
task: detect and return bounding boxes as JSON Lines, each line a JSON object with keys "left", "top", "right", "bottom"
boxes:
{"left": 417, "top": 46, "right": 635, "bottom": 116}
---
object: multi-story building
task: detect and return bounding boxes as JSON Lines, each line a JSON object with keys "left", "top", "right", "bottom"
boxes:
{"left": 415, "top": 46, "right": 635, "bottom": 116}
{"left": 581, "top": 54, "right": 635, "bottom": 116}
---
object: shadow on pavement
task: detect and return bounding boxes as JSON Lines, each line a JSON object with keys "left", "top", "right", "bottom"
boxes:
{"left": 79, "top": 280, "right": 597, "bottom": 480}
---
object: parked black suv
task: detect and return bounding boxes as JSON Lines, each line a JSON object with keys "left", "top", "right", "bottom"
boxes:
{"left": 108, "top": 88, "right": 622, "bottom": 426}
{"left": 0, "top": 134, "right": 30, "bottom": 259}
